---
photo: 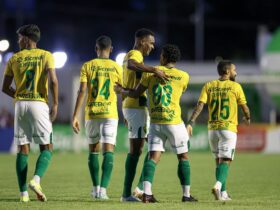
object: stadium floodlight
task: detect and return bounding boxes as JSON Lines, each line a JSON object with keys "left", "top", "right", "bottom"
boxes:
{"left": 53, "top": 51, "right": 67, "bottom": 69}
{"left": 4, "top": 52, "right": 14, "bottom": 62}
{"left": 0, "top": 39, "right": 10, "bottom": 52}
{"left": 115, "top": 52, "right": 126, "bottom": 65}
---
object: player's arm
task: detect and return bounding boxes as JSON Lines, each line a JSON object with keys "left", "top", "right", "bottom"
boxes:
{"left": 72, "top": 82, "right": 87, "bottom": 134}
{"left": 48, "top": 68, "right": 59, "bottom": 122}
{"left": 2, "top": 75, "right": 15, "bottom": 98}
{"left": 186, "top": 101, "right": 205, "bottom": 136}
{"left": 114, "top": 83, "right": 147, "bottom": 98}
{"left": 240, "top": 104, "right": 251, "bottom": 125}
{"left": 128, "top": 59, "right": 169, "bottom": 82}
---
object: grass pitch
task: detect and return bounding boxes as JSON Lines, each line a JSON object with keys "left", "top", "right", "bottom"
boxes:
{"left": 0, "top": 152, "right": 280, "bottom": 210}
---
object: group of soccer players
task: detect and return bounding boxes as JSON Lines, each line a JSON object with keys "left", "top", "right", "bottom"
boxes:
{"left": 2, "top": 24, "right": 250, "bottom": 203}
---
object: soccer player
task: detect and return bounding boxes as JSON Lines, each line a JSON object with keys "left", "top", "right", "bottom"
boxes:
{"left": 120, "top": 28, "right": 169, "bottom": 202}
{"left": 116, "top": 44, "right": 198, "bottom": 203}
{"left": 2, "top": 24, "right": 58, "bottom": 202}
{"left": 187, "top": 60, "right": 251, "bottom": 201}
{"left": 72, "top": 35, "right": 122, "bottom": 200}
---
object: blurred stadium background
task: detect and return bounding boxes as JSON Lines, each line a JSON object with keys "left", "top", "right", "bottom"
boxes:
{"left": 1, "top": 0, "right": 280, "bottom": 154}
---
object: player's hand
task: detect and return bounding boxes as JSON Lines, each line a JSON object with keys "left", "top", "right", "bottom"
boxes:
{"left": 114, "top": 83, "right": 123, "bottom": 94}
{"left": 154, "top": 69, "right": 169, "bottom": 83}
{"left": 72, "top": 116, "right": 80, "bottom": 134}
{"left": 50, "top": 104, "right": 58, "bottom": 122}
{"left": 186, "top": 124, "right": 193, "bottom": 136}
{"left": 242, "top": 117, "right": 251, "bottom": 126}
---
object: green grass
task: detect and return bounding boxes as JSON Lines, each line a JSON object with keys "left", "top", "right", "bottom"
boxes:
{"left": 0, "top": 152, "right": 280, "bottom": 210}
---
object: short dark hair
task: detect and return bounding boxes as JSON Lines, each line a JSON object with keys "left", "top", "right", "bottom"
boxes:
{"left": 217, "top": 60, "right": 233, "bottom": 76}
{"left": 17, "top": 24, "right": 40, "bottom": 42}
{"left": 135, "top": 28, "right": 154, "bottom": 39}
{"left": 96, "top": 35, "right": 112, "bottom": 50}
{"left": 161, "top": 44, "right": 181, "bottom": 63}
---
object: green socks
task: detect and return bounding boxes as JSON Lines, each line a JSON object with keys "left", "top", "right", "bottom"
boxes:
{"left": 216, "top": 163, "right": 229, "bottom": 187}
{"left": 101, "top": 152, "right": 114, "bottom": 188}
{"left": 122, "top": 153, "right": 140, "bottom": 197}
{"left": 137, "top": 152, "right": 149, "bottom": 191}
{"left": 88, "top": 153, "right": 100, "bottom": 186}
{"left": 143, "top": 159, "right": 156, "bottom": 184}
{"left": 177, "top": 160, "right": 191, "bottom": 185}
{"left": 216, "top": 166, "right": 226, "bottom": 191}
{"left": 34, "top": 150, "right": 52, "bottom": 177}
{"left": 16, "top": 153, "right": 28, "bottom": 192}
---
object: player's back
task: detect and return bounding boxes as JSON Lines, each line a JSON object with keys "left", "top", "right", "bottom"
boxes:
{"left": 81, "top": 58, "right": 122, "bottom": 120}
{"left": 200, "top": 79, "right": 246, "bottom": 132}
{"left": 141, "top": 66, "right": 189, "bottom": 124}
{"left": 4, "top": 48, "right": 54, "bottom": 103}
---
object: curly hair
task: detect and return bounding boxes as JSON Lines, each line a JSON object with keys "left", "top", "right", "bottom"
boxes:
{"left": 161, "top": 44, "right": 181, "bottom": 63}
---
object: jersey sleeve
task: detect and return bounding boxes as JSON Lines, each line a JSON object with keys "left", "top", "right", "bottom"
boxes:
{"left": 198, "top": 84, "right": 208, "bottom": 104}
{"left": 80, "top": 63, "right": 88, "bottom": 83}
{"left": 182, "top": 72, "right": 190, "bottom": 92}
{"left": 140, "top": 72, "right": 150, "bottom": 87}
{"left": 45, "top": 51, "right": 55, "bottom": 69}
{"left": 128, "top": 50, "right": 143, "bottom": 63}
{"left": 236, "top": 84, "right": 247, "bottom": 105}
{"left": 4, "top": 59, "right": 13, "bottom": 76}
{"left": 116, "top": 64, "right": 123, "bottom": 85}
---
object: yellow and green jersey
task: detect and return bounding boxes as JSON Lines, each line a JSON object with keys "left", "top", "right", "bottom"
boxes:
{"left": 4, "top": 48, "right": 55, "bottom": 103}
{"left": 198, "top": 79, "right": 247, "bottom": 133}
{"left": 80, "top": 58, "right": 122, "bottom": 120}
{"left": 122, "top": 49, "right": 147, "bottom": 109}
{"left": 140, "top": 66, "right": 189, "bottom": 124}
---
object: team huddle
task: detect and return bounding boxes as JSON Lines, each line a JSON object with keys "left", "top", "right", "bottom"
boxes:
{"left": 2, "top": 24, "right": 250, "bottom": 203}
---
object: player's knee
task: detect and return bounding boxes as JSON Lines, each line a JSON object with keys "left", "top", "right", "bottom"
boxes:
{"left": 39, "top": 144, "right": 53, "bottom": 152}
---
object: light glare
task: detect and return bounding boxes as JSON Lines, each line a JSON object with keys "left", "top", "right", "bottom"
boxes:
{"left": 115, "top": 52, "right": 126, "bottom": 65}
{"left": 53, "top": 51, "right": 67, "bottom": 68}
{"left": 0, "top": 40, "right": 10, "bottom": 52}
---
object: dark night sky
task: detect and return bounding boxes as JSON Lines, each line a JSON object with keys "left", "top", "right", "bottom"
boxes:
{"left": 1, "top": 0, "right": 280, "bottom": 62}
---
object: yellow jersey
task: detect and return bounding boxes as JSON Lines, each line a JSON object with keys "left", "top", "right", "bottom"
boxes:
{"left": 4, "top": 48, "right": 55, "bottom": 103}
{"left": 122, "top": 50, "right": 147, "bottom": 109}
{"left": 140, "top": 66, "right": 189, "bottom": 124}
{"left": 198, "top": 79, "right": 247, "bottom": 133}
{"left": 80, "top": 58, "right": 122, "bottom": 120}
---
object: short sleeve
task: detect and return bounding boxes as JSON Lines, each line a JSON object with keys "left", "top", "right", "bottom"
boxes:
{"left": 116, "top": 64, "right": 123, "bottom": 85}
{"left": 128, "top": 50, "right": 143, "bottom": 63}
{"left": 236, "top": 84, "right": 247, "bottom": 105}
{"left": 4, "top": 59, "right": 13, "bottom": 76}
{"left": 182, "top": 73, "right": 190, "bottom": 92}
{"left": 198, "top": 84, "right": 208, "bottom": 104}
{"left": 80, "top": 63, "right": 88, "bottom": 83}
{"left": 45, "top": 51, "right": 55, "bottom": 69}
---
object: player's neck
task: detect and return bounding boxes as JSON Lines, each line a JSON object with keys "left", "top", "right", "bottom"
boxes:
{"left": 133, "top": 44, "right": 144, "bottom": 55}
{"left": 24, "top": 43, "right": 37, "bottom": 50}
{"left": 164, "top": 63, "right": 175, "bottom": 69}
{"left": 219, "top": 75, "right": 229, "bottom": 81}
{"left": 97, "top": 52, "right": 110, "bottom": 59}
